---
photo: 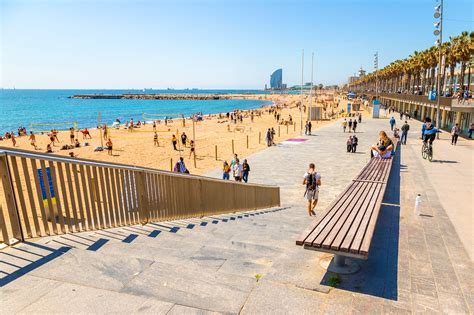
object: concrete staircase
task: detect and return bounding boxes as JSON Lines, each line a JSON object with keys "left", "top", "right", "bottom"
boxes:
{"left": 1, "top": 206, "right": 316, "bottom": 314}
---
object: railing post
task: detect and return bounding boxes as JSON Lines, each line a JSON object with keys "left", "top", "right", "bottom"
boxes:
{"left": 135, "top": 171, "right": 149, "bottom": 225}
{"left": 0, "top": 153, "right": 23, "bottom": 244}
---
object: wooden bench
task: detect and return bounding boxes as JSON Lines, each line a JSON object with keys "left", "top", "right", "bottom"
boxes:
{"left": 296, "top": 141, "right": 398, "bottom": 272}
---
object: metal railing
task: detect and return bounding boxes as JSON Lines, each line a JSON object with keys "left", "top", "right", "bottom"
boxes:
{"left": 0, "top": 147, "right": 280, "bottom": 246}
{"left": 359, "top": 92, "right": 454, "bottom": 107}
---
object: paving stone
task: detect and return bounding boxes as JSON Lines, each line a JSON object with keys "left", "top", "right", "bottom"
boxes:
{"left": 241, "top": 279, "right": 326, "bottom": 314}
{"left": 28, "top": 248, "right": 154, "bottom": 291}
{"left": 410, "top": 276, "right": 438, "bottom": 298}
{"left": 121, "top": 260, "right": 255, "bottom": 314}
{"left": 18, "top": 282, "right": 174, "bottom": 314}
{"left": 411, "top": 293, "right": 442, "bottom": 313}
{"left": 0, "top": 275, "right": 61, "bottom": 314}
{"left": 437, "top": 291, "right": 470, "bottom": 314}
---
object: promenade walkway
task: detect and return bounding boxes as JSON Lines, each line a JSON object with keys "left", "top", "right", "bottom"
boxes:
{"left": 1, "top": 115, "right": 472, "bottom": 314}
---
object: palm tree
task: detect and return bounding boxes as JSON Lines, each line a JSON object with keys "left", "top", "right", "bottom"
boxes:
{"left": 454, "top": 31, "right": 472, "bottom": 91}
{"left": 348, "top": 31, "right": 472, "bottom": 96}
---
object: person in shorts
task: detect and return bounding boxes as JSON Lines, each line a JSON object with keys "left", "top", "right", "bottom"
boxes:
{"left": 233, "top": 158, "right": 243, "bottom": 182}
{"left": 303, "top": 163, "right": 322, "bottom": 216}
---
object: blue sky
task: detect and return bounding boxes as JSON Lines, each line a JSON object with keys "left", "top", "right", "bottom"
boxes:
{"left": 1, "top": 0, "right": 472, "bottom": 89}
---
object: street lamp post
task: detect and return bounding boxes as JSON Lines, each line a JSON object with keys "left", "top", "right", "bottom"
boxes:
{"left": 434, "top": 0, "right": 443, "bottom": 130}
{"left": 374, "top": 52, "right": 378, "bottom": 100}
{"left": 300, "top": 49, "right": 304, "bottom": 135}
{"left": 309, "top": 52, "right": 314, "bottom": 121}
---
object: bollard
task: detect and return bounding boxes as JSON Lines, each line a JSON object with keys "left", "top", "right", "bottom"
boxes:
{"left": 170, "top": 158, "right": 173, "bottom": 171}
{"left": 259, "top": 131, "right": 261, "bottom": 144}
{"left": 278, "top": 126, "right": 280, "bottom": 137}
{"left": 215, "top": 145, "right": 217, "bottom": 161}
{"left": 232, "top": 139, "right": 235, "bottom": 154}
{"left": 194, "top": 152, "right": 197, "bottom": 168}
{"left": 286, "top": 124, "right": 289, "bottom": 134}
{"left": 247, "top": 135, "right": 249, "bottom": 148}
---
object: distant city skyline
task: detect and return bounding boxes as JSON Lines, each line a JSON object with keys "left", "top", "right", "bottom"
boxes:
{"left": 1, "top": 0, "right": 472, "bottom": 89}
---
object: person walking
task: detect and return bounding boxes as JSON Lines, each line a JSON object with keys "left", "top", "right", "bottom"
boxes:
{"left": 222, "top": 161, "right": 231, "bottom": 180}
{"left": 232, "top": 158, "right": 243, "bottom": 182}
{"left": 106, "top": 138, "right": 113, "bottom": 156}
{"left": 303, "top": 163, "right": 321, "bottom": 216}
{"left": 352, "top": 120, "right": 358, "bottom": 133}
{"left": 242, "top": 159, "right": 250, "bottom": 183}
{"left": 171, "top": 134, "right": 178, "bottom": 150}
{"left": 308, "top": 121, "right": 312, "bottom": 135}
{"left": 401, "top": 121, "right": 410, "bottom": 145}
{"left": 342, "top": 119, "right": 347, "bottom": 132}
{"left": 351, "top": 135, "right": 358, "bottom": 152}
{"left": 266, "top": 128, "right": 272, "bottom": 147}
{"left": 181, "top": 132, "right": 188, "bottom": 147}
{"left": 304, "top": 121, "right": 309, "bottom": 135}
{"left": 358, "top": 113, "right": 362, "bottom": 123}
{"left": 389, "top": 116, "right": 396, "bottom": 131}
{"left": 346, "top": 136, "right": 353, "bottom": 152}
{"left": 451, "top": 123, "right": 460, "bottom": 145}
{"left": 469, "top": 123, "right": 474, "bottom": 139}
{"left": 69, "top": 127, "right": 75, "bottom": 144}
{"left": 348, "top": 119, "right": 353, "bottom": 133}
{"left": 29, "top": 131, "right": 38, "bottom": 150}
{"left": 11, "top": 132, "right": 16, "bottom": 147}
{"left": 230, "top": 153, "right": 238, "bottom": 168}
{"left": 189, "top": 140, "right": 195, "bottom": 158}
{"left": 271, "top": 128, "right": 276, "bottom": 145}
{"left": 154, "top": 132, "right": 159, "bottom": 146}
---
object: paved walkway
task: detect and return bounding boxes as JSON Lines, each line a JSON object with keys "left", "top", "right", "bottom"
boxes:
{"left": 1, "top": 115, "right": 473, "bottom": 314}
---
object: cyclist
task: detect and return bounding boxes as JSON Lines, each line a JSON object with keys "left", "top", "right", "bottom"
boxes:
{"left": 422, "top": 118, "right": 439, "bottom": 145}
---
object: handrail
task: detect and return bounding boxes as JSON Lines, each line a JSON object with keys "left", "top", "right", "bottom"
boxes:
{"left": 0, "top": 146, "right": 280, "bottom": 247}
{"left": 0, "top": 146, "right": 276, "bottom": 188}
{"left": 357, "top": 92, "right": 454, "bottom": 107}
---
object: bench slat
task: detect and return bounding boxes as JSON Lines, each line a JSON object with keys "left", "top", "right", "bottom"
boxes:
{"left": 319, "top": 181, "right": 375, "bottom": 250}
{"left": 339, "top": 182, "right": 384, "bottom": 254}
{"left": 350, "top": 183, "right": 387, "bottom": 255}
{"left": 357, "top": 158, "right": 376, "bottom": 180}
{"left": 329, "top": 181, "right": 380, "bottom": 252}
{"left": 303, "top": 181, "right": 366, "bottom": 247}
{"left": 295, "top": 182, "right": 357, "bottom": 245}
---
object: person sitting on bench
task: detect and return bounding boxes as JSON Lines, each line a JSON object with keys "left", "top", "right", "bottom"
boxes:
{"left": 371, "top": 131, "right": 393, "bottom": 159}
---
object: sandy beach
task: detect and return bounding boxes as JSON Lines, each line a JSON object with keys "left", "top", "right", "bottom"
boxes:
{"left": 0, "top": 92, "right": 342, "bottom": 176}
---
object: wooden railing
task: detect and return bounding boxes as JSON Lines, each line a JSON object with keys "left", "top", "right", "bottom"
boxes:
{"left": 0, "top": 147, "right": 280, "bottom": 246}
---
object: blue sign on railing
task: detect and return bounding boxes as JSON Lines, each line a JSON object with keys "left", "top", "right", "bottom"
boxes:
{"left": 37, "top": 167, "right": 55, "bottom": 199}
{"left": 429, "top": 90, "right": 437, "bottom": 101}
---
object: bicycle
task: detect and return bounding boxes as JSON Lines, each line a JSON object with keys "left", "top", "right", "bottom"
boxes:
{"left": 421, "top": 141, "right": 433, "bottom": 162}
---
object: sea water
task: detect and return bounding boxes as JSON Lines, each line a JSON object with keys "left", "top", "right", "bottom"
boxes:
{"left": 0, "top": 89, "right": 271, "bottom": 134}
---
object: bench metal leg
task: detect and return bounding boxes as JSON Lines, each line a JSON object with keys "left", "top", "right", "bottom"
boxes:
{"left": 320, "top": 254, "right": 361, "bottom": 275}
{"left": 334, "top": 255, "right": 346, "bottom": 267}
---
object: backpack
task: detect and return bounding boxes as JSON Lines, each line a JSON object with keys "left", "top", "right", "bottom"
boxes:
{"left": 306, "top": 172, "right": 317, "bottom": 191}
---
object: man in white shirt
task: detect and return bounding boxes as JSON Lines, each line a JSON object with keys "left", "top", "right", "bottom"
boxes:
{"left": 233, "top": 158, "right": 243, "bottom": 182}
{"left": 303, "top": 163, "right": 322, "bottom": 216}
